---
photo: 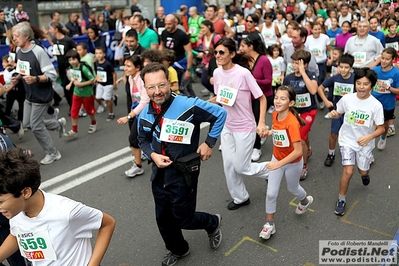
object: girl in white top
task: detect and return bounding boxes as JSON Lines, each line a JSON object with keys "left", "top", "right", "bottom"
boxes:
{"left": 306, "top": 22, "right": 332, "bottom": 84}
{"left": 210, "top": 38, "right": 269, "bottom": 210}
{"left": 259, "top": 12, "right": 280, "bottom": 48}
{"left": 267, "top": 44, "right": 284, "bottom": 88}
{"left": 301, "top": 7, "right": 316, "bottom": 27}
{"left": 273, "top": 11, "right": 286, "bottom": 35}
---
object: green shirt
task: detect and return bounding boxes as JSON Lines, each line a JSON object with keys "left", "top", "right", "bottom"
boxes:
{"left": 188, "top": 16, "right": 205, "bottom": 43}
{"left": 70, "top": 64, "right": 95, "bottom": 98}
{"left": 138, "top": 27, "right": 159, "bottom": 49}
{"left": 317, "top": 10, "right": 328, "bottom": 20}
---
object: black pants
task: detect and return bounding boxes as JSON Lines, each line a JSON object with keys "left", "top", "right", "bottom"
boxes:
{"left": 152, "top": 172, "right": 218, "bottom": 255}
{"left": 59, "top": 64, "right": 73, "bottom": 107}
{"left": 5, "top": 88, "right": 25, "bottom": 122}
{"left": 128, "top": 117, "right": 139, "bottom": 148}
{"left": 0, "top": 109, "right": 20, "bottom": 133}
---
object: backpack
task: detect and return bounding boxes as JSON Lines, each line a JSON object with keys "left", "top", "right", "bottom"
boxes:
{"left": 79, "top": 61, "right": 96, "bottom": 82}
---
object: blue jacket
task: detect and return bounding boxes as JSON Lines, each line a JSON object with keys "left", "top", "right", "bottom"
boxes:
{"left": 138, "top": 94, "right": 227, "bottom": 186}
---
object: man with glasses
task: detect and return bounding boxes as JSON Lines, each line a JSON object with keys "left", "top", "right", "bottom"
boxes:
{"left": 137, "top": 62, "right": 227, "bottom": 266}
{"left": 344, "top": 20, "right": 383, "bottom": 69}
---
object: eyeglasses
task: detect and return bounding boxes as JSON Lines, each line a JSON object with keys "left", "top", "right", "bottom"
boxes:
{"left": 246, "top": 20, "right": 254, "bottom": 23}
{"left": 213, "top": 50, "right": 228, "bottom": 56}
{"left": 0, "top": 195, "right": 13, "bottom": 209}
{"left": 145, "top": 82, "right": 168, "bottom": 91}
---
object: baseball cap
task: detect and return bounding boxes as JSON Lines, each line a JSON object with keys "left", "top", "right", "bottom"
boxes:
{"left": 383, "top": 0, "right": 391, "bottom": 3}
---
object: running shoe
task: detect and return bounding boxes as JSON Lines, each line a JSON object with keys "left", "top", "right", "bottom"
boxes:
{"left": 259, "top": 222, "right": 276, "bottom": 240}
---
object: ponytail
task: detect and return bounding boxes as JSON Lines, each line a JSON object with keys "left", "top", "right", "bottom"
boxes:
{"left": 289, "top": 107, "right": 306, "bottom": 127}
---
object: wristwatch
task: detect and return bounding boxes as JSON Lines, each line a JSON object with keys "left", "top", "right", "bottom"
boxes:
{"left": 36, "top": 76, "right": 40, "bottom": 83}
{"left": 205, "top": 140, "right": 215, "bottom": 148}
{"left": 127, "top": 114, "right": 132, "bottom": 120}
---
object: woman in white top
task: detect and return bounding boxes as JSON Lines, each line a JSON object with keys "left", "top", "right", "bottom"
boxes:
{"left": 273, "top": 10, "right": 286, "bottom": 35}
{"left": 305, "top": 22, "right": 331, "bottom": 85}
{"left": 280, "top": 20, "right": 298, "bottom": 52}
{"left": 259, "top": 12, "right": 280, "bottom": 48}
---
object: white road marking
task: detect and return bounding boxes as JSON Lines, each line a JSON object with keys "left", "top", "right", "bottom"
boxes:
{"left": 40, "top": 147, "right": 131, "bottom": 190}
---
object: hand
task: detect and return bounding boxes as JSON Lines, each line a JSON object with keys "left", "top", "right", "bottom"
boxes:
{"left": 256, "top": 123, "right": 268, "bottom": 138}
{"left": 197, "top": 52, "right": 203, "bottom": 59}
{"left": 22, "top": 75, "right": 36, "bottom": 85}
{"left": 209, "top": 77, "right": 214, "bottom": 85}
{"left": 329, "top": 110, "right": 339, "bottom": 119}
{"left": 266, "top": 161, "right": 280, "bottom": 170}
{"left": 298, "top": 59, "right": 306, "bottom": 75}
{"left": 357, "top": 135, "right": 372, "bottom": 147}
{"left": 325, "top": 100, "right": 333, "bottom": 109}
{"left": 151, "top": 153, "right": 173, "bottom": 168}
{"left": 278, "top": 75, "right": 284, "bottom": 84}
{"left": 184, "top": 70, "right": 190, "bottom": 80}
{"left": 11, "top": 74, "right": 21, "bottom": 85}
{"left": 113, "top": 84, "right": 118, "bottom": 90}
{"left": 66, "top": 82, "right": 72, "bottom": 91}
{"left": 196, "top": 143, "right": 212, "bottom": 161}
{"left": 117, "top": 116, "right": 129, "bottom": 125}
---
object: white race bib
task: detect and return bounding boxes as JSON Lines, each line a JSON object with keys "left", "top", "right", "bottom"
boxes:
{"left": 286, "top": 63, "right": 294, "bottom": 75}
{"left": 331, "top": 66, "right": 337, "bottom": 76}
{"left": 353, "top": 52, "right": 366, "bottom": 64}
{"left": 386, "top": 42, "right": 399, "bottom": 51}
{"left": 347, "top": 109, "right": 371, "bottom": 127}
{"left": 70, "top": 69, "right": 82, "bottom": 82}
{"left": 8, "top": 52, "right": 16, "bottom": 62}
{"left": 374, "top": 79, "right": 391, "bottom": 94}
{"left": 272, "top": 129, "right": 290, "bottom": 147}
{"left": 52, "top": 44, "right": 65, "bottom": 56}
{"left": 159, "top": 118, "right": 194, "bottom": 145}
{"left": 295, "top": 92, "right": 311, "bottom": 108}
{"left": 216, "top": 86, "right": 239, "bottom": 106}
{"left": 330, "top": 37, "right": 336, "bottom": 46}
{"left": 333, "top": 82, "right": 354, "bottom": 96}
{"left": 16, "top": 60, "right": 30, "bottom": 76}
{"left": 97, "top": 70, "right": 107, "bottom": 83}
{"left": 13, "top": 225, "right": 57, "bottom": 261}
{"left": 158, "top": 27, "right": 165, "bottom": 35}
{"left": 236, "top": 25, "right": 245, "bottom": 33}
{"left": 189, "top": 26, "right": 197, "bottom": 34}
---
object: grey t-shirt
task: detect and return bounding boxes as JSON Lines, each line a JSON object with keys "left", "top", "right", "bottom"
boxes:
{"left": 282, "top": 45, "right": 319, "bottom": 76}
{"left": 344, "top": 34, "right": 384, "bottom": 69}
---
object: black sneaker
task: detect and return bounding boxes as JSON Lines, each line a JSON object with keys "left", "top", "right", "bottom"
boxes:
{"left": 209, "top": 214, "right": 222, "bottom": 249}
{"left": 227, "top": 198, "right": 250, "bottom": 210}
{"left": 361, "top": 175, "right": 370, "bottom": 186}
{"left": 324, "top": 154, "right": 335, "bottom": 167}
{"left": 334, "top": 200, "right": 346, "bottom": 216}
{"left": 161, "top": 249, "right": 190, "bottom": 266}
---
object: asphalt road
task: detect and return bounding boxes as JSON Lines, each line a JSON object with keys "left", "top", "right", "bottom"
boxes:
{"left": 4, "top": 73, "right": 399, "bottom": 266}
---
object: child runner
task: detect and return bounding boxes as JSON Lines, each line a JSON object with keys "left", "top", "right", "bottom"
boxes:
{"left": 318, "top": 53, "right": 355, "bottom": 166}
{"left": 267, "top": 44, "right": 284, "bottom": 114}
{"left": 64, "top": 50, "right": 97, "bottom": 137}
{"left": 94, "top": 47, "right": 117, "bottom": 121}
{"left": 160, "top": 49, "right": 180, "bottom": 94}
{"left": 372, "top": 47, "right": 399, "bottom": 150}
{"left": 329, "top": 68, "right": 384, "bottom": 216}
{"left": 282, "top": 50, "right": 318, "bottom": 180}
{"left": 116, "top": 55, "right": 150, "bottom": 178}
{"left": 0, "top": 148, "right": 115, "bottom": 265}
{"left": 326, "top": 17, "right": 342, "bottom": 49}
{"left": 76, "top": 42, "right": 95, "bottom": 117}
{"left": 259, "top": 85, "right": 314, "bottom": 240}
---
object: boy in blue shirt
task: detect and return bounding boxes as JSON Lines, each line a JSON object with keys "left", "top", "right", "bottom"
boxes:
{"left": 318, "top": 54, "right": 355, "bottom": 166}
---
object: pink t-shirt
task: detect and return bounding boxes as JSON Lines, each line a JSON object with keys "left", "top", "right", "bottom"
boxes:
{"left": 214, "top": 64, "right": 263, "bottom": 132}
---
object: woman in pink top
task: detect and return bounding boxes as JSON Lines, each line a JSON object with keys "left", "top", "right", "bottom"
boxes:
{"left": 117, "top": 55, "right": 150, "bottom": 178}
{"left": 240, "top": 35, "right": 273, "bottom": 161}
{"left": 210, "top": 38, "right": 269, "bottom": 211}
{"left": 335, "top": 21, "right": 352, "bottom": 48}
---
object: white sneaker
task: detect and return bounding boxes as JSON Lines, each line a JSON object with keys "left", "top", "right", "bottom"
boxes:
{"left": 88, "top": 124, "right": 97, "bottom": 134}
{"left": 260, "top": 137, "right": 267, "bottom": 146}
{"left": 267, "top": 106, "right": 275, "bottom": 114}
{"left": 296, "top": 195, "right": 314, "bottom": 215}
{"left": 370, "top": 154, "right": 375, "bottom": 165}
{"left": 51, "top": 108, "right": 59, "bottom": 120}
{"left": 319, "top": 102, "right": 325, "bottom": 110}
{"left": 96, "top": 104, "right": 105, "bottom": 114}
{"left": 58, "top": 118, "right": 66, "bottom": 138}
{"left": 79, "top": 109, "right": 87, "bottom": 117}
{"left": 125, "top": 163, "right": 144, "bottom": 177}
{"left": 17, "top": 122, "right": 24, "bottom": 140}
{"left": 387, "top": 127, "right": 396, "bottom": 137}
{"left": 141, "top": 151, "right": 147, "bottom": 161}
{"left": 64, "top": 130, "right": 78, "bottom": 138}
{"left": 201, "top": 89, "right": 210, "bottom": 96}
{"left": 251, "top": 148, "right": 262, "bottom": 162}
{"left": 324, "top": 113, "right": 331, "bottom": 119}
{"left": 259, "top": 222, "right": 276, "bottom": 240}
{"left": 218, "top": 144, "right": 222, "bottom": 151}
{"left": 40, "top": 151, "right": 62, "bottom": 165}
{"left": 377, "top": 137, "right": 386, "bottom": 150}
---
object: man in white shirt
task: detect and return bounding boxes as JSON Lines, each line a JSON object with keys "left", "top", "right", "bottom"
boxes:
{"left": 244, "top": 0, "right": 256, "bottom": 18}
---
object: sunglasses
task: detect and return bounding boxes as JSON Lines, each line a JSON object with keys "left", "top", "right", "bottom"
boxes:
{"left": 213, "top": 50, "right": 228, "bottom": 56}
{"left": 246, "top": 20, "right": 254, "bottom": 23}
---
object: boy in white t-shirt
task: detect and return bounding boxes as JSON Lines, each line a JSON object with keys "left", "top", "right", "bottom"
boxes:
{"left": 329, "top": 68, "right": 384, "bottom": 216}
{"left": 0, "top": 148, "right": 115, "bottom": 266}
